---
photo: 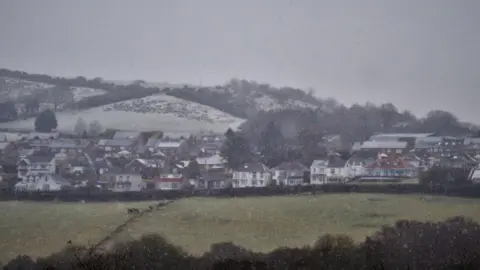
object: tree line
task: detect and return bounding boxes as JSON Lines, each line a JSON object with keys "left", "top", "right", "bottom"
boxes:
{"left": 220, "top": 122, "right": 329, "bottom": 169}
{"left": 3, "top": 216, "right": 480, "bottom": 269}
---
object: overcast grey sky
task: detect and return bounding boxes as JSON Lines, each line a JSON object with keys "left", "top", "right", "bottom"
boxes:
{"left": 0, "top": 0, "right": 479, "bottom": 122}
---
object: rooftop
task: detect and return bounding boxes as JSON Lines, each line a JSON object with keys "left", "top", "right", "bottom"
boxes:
{"left": 361, "top": 141, "right": 408, "bottom": 149}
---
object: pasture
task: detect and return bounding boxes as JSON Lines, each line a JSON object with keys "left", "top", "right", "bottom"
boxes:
{"left": 0, "top": 201, "right": 153, "bottom": 262}
{"left": 0, "top": 194, "right": 479, "bottom": 262}
{"left": 118, "top": 194, "right": 480, "bottom": 254}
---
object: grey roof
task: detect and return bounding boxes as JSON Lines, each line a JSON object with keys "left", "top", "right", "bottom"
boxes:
{"left": 236, "top": 162, "right": 270, "bottom": 173}
{"left": 361, "top": 141, "right": 407, "bottom": 149}
{"left": 24, "top": 152, "right": 56, "bottom": 163}
{"left": 311, "top": 159, "right": 328, "bottom": 168}
{"left": 98, "top": 138, "right": 134, "bottom": 147}
{"left": 27, "top": 132, "right": 59, "bottom": 140}
{"left": 370, "top": 133, "right": 434, "bottom": 141}
{"left": 275, "top": 162, "right": 309, "bottom": 171}
{"left": 48, "top": 138, "right": 90, "bottom": 148}
{"left": 113, "top": 131, "right": 141, "bottom": 140}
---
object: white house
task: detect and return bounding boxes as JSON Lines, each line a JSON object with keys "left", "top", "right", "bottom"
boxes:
{"left": 310, "top": 156, "right": 349, "bottom": 184}
{"left": 272, "top": 161, "right": 309, "bottom": 186}
{"left": 104, "top": 171, "right": 145, "bottom": 192}
{"left": 17, "top": 153, "right": 56, "bottom": 181}
{"left": 310, "top": 160, "right": 328, "bottom": 185}
{"left": 232, "top": 162, "right": 271, "bottom": 188}
{"left": 14, "top": 174, "right": 70, "bottom": 192}
{"left": 154, "top": 174, "right": 184, "bottom": 190}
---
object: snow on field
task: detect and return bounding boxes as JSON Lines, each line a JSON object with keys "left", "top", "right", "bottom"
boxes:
{"left": 103, "top": 94, "right": 240, "bottom": 124}
{"left": 0, "top": 77, "right": 107, "bottom": 102}
{"left": 0, "top": 77, "right": 54, "bottom": 99}
{"left": 71, "top": 87, "right": 107, "bottom": 101}
{"left": 0, "top": 94, "right": 245, "bottom": 134}
{"left": 252, "top": 95, "right": 317, "bottom": 111}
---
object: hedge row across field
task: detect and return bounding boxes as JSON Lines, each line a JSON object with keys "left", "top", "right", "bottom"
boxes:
{"left": 2, "top": 183, "right": 480, "bottom": 202}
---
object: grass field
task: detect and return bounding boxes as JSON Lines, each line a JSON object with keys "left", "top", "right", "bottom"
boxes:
{"left": 118, "top": 194, "right": 480, "bottom": 255}
{"left": 0, "top": 194, "right": 479, "bottom": 262}
{"left": 0, "top": 201, "right": 153, "bottom": 262}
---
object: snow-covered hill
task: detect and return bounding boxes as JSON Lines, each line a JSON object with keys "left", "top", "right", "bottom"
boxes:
{"left": 0, "top": 94, "right": 245, "bottom": 135}
{"left": 0, "top": 77, "right": 107, "bottom": 102}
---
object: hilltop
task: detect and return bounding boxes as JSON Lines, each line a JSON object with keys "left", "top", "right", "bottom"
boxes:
{"left": 0, "top": 69, "right": 476, "bottom": 140}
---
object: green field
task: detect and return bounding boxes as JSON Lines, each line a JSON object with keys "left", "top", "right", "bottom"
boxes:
{"left": 1, "top": 194, "right": 480, "bottom": 262}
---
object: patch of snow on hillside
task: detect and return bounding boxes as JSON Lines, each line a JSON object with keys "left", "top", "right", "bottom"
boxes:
{"left": 71, "top": 87, "right": 107, "bottom": 101}
{"left": 0, "top": 107, "right": 244, "bottom": 134}
{"left": 253, "top": 95, "right": 317, "bottom": 111}
{"left": 0, "top": 77, "right": 54, "bottom": 99}
{"left": 103, "top": 94, "right": 239, "bottom": 124}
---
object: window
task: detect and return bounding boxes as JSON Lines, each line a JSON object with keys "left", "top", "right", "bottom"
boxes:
{"left": 330, "top": 168, "right": 335, "bottom": 174}
{"left": 252, "top": 180, "right": 257, "bottom": 186}
{"left": 259, "top": 180, "right": 264, "bottom": 186}
{"left": 259, "top": 172, "right": 263, "bottom": 178}
{"left": 252, "top": 172, "right": 257, "bottom": 178}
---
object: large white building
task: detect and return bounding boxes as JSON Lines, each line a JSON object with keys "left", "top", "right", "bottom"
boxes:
{"left": 232, "top": 162, "right": 271, "bottom": 188}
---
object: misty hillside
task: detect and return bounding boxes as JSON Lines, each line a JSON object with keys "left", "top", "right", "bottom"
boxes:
{"left": 0, "top": 69, "right": 244, "bottom": 134}
{"left": 0, "top": 69, "right": 477, "bottom": 140}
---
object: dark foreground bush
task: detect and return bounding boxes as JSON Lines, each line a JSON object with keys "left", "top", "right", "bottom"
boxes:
{"left": 4, "top": 217, "right": 480, "bottom": 269}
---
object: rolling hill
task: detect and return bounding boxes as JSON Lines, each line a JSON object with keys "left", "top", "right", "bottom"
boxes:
{"left": 0, "top": 93, "right": 245, "bottom": 135}
{"left": 0, "top": 69, "right": 477, "bottom": 140}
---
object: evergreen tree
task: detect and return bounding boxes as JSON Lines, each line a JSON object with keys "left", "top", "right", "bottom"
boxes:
{"left": 34, "top": 110, "right": 57, "bottom": 132}
{"left": 185, "top": 158, "right": 201, "bottom": 179}
{"left": 258, "top": 121, "right": 286, "bottom": 167}
{"left": 297, "top": 128, "right": 326, "bottom": 166}
{"left": 221, "top": 129, "right": 253, "bottom": 169}
{"left": 74, "top": 118, "right": 87, "bottom": 136}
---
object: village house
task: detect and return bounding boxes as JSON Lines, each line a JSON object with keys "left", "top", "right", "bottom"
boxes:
{"left": 195, "top": 154, "right": 225, "bottom": 171}
{"left": 17, "top": 152, "right": 57, "bottom": 180}
{"left": 360, "top": 141, "right": 408, "bottom": 155}
{"left": 272, "top": 161, "right": 309, "bottom": 186}
{"left": 193, "top": 170, "right": 228, "bottom": 190}
{"left": 310, "top": 155, "right": 352, "bottom": 184}
{"left": 97, "top": 138, "right": 137, "bottom": 155}
{"left": 125, "top": 158, "right": 164, "bottom": 179}
{"left": 362, "top": 155, "right": 418, "bottom": 180}
{"left": 310, "top": 160, "right": 328, "bottom": 185}
{"left": 325, "top": 157, "right": 348, "bottom": 183}
{"left": 432, "top": 153, "right": 477, "bottom": 169}
{"left": 232, "top": 162, "right": 271, "bottom": 188}
{"left": 26, "top": 132, "right": 60, "bottom": 141}
{"left": 14, "top": 174, "right": 70, "bottom": 192}
{"left": 102, "top": 169, "right": 145, "bottom": 192}
{"left": 154, "top": 173, "right": 184, "bottom": 190}
{"left": 30, "top": 138, "right": 95, "bottom": 155}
